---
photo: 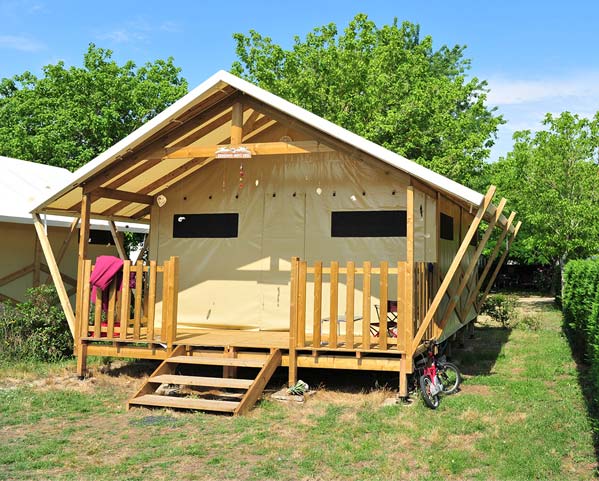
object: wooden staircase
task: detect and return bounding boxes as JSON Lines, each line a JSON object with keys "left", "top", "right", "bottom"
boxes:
{"left": 128, "top": 346, "right": 282, "bottom": 415}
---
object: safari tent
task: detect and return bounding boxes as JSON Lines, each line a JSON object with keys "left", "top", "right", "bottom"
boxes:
{"left": 32, "top": 71, "right": 520, "bottom": 415}
{"left": 0, "top": 156, "right": 147, "bottom": 304}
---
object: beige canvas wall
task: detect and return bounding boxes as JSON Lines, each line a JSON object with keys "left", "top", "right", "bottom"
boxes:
{"left": 151, "top": 152, "right": 437, "bottom": 331}
{"left": 0, "top": 222, "right": 118, "bottom": 303}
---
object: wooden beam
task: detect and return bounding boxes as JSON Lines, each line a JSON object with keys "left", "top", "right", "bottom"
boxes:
{"left": 108, "top": 221, "right": 127, "bottom": 260}
{"left": 477, "top": 221, "right": 522, "bottom": 310}
{"left": 243, "top": 109, "right": 261, "bottom": 133}
{"left": 81, "top": 91, "right": 242, "bottom": 194}
{"left": 0, "top": 292, "right": 18, "bottom": 303}
{"left": 411, "top": 186, "right": 496, "bottom": 352}
{"left": 45, "top": 217, "right": 79, "bottom": 283}
{"left": 39, "top": 264, "right": 77, "bottom": 287}
{"left": 0, "top": 264, "right": 34, "bottom": 288}
{"left": 86, "top": 187, "right": 154, "bottom": 205}
{"left": 231, "top": 102, "right": 243, "bottom": 145}
{"left": 163, "top": 140, "right": 335, "bottom": 159}
{"left": 33, "top": 234, "right": 41, "bottom": 287}
{"left": 101, "top": 118, "right": 278, "bottom": 218}
{"left": 132, "top": 205, "right": 152, "bottom": 220}
{"left": 32, "top": 213, "right": 76, "bottom": 336}
{"left": 438, "top": 197, "right": 507, "bottom": 328}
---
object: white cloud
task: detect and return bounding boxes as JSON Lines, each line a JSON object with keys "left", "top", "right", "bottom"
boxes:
{"left": 97, "top": 29, "right": 146, "bottom": 44}
{"left": 96, "top": 18, "right": 181, "bottom": 45}
{"left": 0, "top": 34, "right": 45, "bottom": 52}
{"left": 483, "top": 72, "right": 599, "bottom": 161}
{"left": 487, "top": 73, "right": 599, "bottom": 106}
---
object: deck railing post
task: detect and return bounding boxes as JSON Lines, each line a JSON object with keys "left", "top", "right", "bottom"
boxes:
{"left": 288, "top": 257, "right": 300, "bottom": 386}
{"left": 165, "top": 256, "right": 179, "bottom": 352}
{"left": 400, "top": 185, "right": 415, "bottom": 397}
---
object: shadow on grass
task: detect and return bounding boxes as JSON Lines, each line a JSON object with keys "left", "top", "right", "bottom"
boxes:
{"left": 448, "top": 323, "right": 511, "bottom": 377}
{"left": 563, "top": 326, "right": 599, "bottom": 465}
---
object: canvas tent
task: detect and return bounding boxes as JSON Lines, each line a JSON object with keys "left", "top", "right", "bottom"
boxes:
{"left": 0, "top": 156, "right": 147, "bottom": 303}
{"left": 30, "top": 71, "right": 519, "bottom": 409}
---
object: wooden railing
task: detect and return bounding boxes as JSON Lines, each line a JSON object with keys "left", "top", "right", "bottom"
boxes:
{"left": 289, "top": 258, "right": 437, "bottom": 354}
{"left": 77, "top": 256, "right": 179, "bottom": 349}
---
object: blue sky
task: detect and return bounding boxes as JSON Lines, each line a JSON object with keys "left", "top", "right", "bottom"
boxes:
{"left": 2, "top": 0, "right": 598, "bottom": 161}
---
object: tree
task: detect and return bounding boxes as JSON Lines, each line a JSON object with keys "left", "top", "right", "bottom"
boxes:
{"left": 491, "top": 112, "right": 599, "bottom": 276}
{"left": 0, "top": 44, "right": 188, "bottom": 171}
{"left": 232, "top": 14, "right": 503, "bottom": 186}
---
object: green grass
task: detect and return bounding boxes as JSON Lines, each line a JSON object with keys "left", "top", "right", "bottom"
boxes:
{"left": 0, "top": 297, "right": 597, "bottom": 480}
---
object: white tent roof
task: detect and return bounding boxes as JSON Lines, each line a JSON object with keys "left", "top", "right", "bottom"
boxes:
{"left": 1, "top": 156, "right": 147, "bottom": 233}
{"left": 33, "top": 70, "right": 485, "bottom": 214}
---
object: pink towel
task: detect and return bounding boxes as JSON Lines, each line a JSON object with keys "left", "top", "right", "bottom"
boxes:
{"left": 90, "top": 256, "right": 124, "bottom": 311}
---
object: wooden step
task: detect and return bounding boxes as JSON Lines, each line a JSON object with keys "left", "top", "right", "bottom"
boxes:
{"left": 129, "top": 394, "right": 239, "bottom": 413}
{"left": 166, "top": 356, "right": 265, "bottom": 368}
{"left": 149, "top": 374, "right": 253, "bottom": 389}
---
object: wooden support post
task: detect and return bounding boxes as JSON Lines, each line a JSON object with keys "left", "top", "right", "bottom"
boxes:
{"left": 231, "top": 102, "right": 243, "bottom": 145}
{"left": 297, "top": 261, "right": 307, "bottom": 347}
{"left": 32, "top": 214, "right": 76, "bottom": 336}
{"left": 75, "top": 193, "right": 91, "bottom": 350}
{"left": 399, "top": 354, "right": 409, "bottom": 398}
{"left": 108, "top": 220, "right": 127, "bottom": 260}
{"left": 312, "top": 261, "right": 323, "bottom": 348}
{"left": 411, "top": 186, "right": 496, "bottom": 353}
{"left": 32, "top": 235, "right": 41, "bottom": 287}
{"left": 405, "top": 185, "right": 415, "bottom": 357}
{"left": 166, "top": 256, "right": 179, "bottom": 351}
{"left": 362, "top": 261, "right": 371, "bottom": 349}
{"left": 345, "top": 261, "right": 355, "bottom": 349}
{"left": 224, "top": 346, "right": 238, "bottom": 379}
{"left": 288, "top": 257, "right": 300, "bottom": 386}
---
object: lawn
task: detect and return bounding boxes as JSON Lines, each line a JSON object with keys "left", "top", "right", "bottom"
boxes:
{"left": 0, "top": 296, "right": 597, "bottom": 481}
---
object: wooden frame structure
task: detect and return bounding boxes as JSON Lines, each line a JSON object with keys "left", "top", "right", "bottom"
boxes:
{"left": 30, "top": 71, "right": 520, "bottom": 412}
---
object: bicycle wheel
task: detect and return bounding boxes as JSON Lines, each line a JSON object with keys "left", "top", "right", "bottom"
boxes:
{"left": 438, "top": 362, "right": 462, "bottom": 395}
{"left": 419, "top": 375, "right": 440, "bottom": 409}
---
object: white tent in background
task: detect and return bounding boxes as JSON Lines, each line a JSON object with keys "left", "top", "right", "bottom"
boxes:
{"left": 0, "top": 156, "right": 147, "bottom": 303}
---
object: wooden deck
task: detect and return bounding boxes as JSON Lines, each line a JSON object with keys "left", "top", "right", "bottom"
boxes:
{"left": 175, "top": 328, "right": 400, "bottom": 353}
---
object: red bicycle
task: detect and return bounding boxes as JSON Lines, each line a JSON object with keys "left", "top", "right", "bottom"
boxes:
{"left": 413, "top": 340, "right": 462, "bottom": 409}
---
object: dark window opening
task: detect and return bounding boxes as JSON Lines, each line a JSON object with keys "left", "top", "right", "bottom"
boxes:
{"left": 440, "top": 213, "right": 454, "bottom": 241}
{"left": 173, "top": 213, "right": 239, "bottom": 238}
{"left": 88, "top": 229, "right": 115, "bottom": 245}
{"left": 331, "top": 210, "right": 406, "bottom": 237}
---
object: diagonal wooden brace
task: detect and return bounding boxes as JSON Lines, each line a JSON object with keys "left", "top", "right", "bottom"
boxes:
{"left": 411, "top": 186, "right": 496, "bottom": 353}
{"left": 32, "top": 213, "right": 76, "bottom": 336}
{"left": 438, "top": 197, "right": 507, "bottom": 329}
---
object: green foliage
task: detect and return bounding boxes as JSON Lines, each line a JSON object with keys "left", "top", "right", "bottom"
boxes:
{"left": 562, "top": 259, "right": 599, "bottom": 422}
{"left": 492, "top": 112, "right": 599, "bottom": 267}
{"left": 514, "top": 313, "right": 542, "bottom": 331}
{"left": 0, "top": 44, "right": 188, "bottom": 171}
{"left": 480, "top": 294, "right": 518, "bottom": 328}
{"left": 232, "top": 14, "right": 503, "bottom": 186}
{"left": 0, "top": 286, "right": 73, "bottom": 363}
{"left": 563, "top": 259, "right": 599, "bottom": 363}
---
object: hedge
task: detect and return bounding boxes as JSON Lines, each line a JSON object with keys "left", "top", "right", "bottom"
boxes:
{"left": 562, "top": 259, "right": 599, "bottom": 393}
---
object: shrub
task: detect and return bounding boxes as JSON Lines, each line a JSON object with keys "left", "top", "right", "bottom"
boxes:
{"left": 514, "top": 313, "right": 542, "bottom": 331}
{"left": 480, "top": 294, "right": 518, "bottom": 328}
{"left": 0, "top": 285, "right": 73, "bottom": 363}
{"left": 562, "top": 259, "right": 599, "bottom": 412}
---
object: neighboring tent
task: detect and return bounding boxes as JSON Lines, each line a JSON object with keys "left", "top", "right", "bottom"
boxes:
{"left": 0, "top": 156, "right": 147, "bottom": 303}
